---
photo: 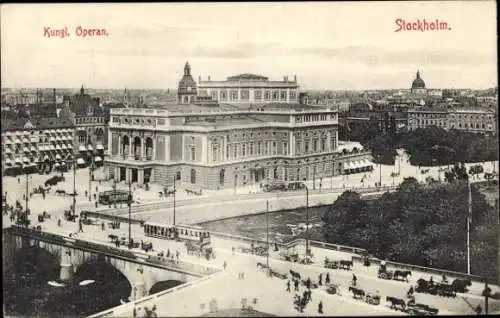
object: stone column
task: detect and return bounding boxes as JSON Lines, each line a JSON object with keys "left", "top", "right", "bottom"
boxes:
{"left": 128, "top": 139, "right": 132, "bottom": 159}
{"left": 139, "top": 169, "right": 144, "bottom": 185}
{"left": 141, "top": 136, "right": 145, "bottom": 160}
{"left": 60, "top": 249, "right": 73, "bottom": 282}
{"left": 129, "top": 281, "right": 147, "bottom": 301}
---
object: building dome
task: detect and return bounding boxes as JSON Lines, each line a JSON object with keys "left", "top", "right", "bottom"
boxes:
{"left": 178, "top": 62, "right": 197, "bottom": 93}
{"left": 411, "top": 70, "right": 426, "bottom": 89}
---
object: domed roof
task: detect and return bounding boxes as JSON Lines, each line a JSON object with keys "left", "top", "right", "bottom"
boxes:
{"left": 411, "top": 70, "right": 426, "bottom": 89}
{"left": 178, "top": 61, "right": 197, "bottom": 93}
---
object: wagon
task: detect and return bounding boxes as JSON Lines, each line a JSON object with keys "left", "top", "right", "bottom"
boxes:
{"left": 365, "top": 292, "right": 380, "bottom": 305}
{"left": 326, "top": 284, "right": 341, "bottom": 295}
{"left": 324, "top": 258, "right": 340, "bottom": 269}
{"left": 377, "top": 268, "right": 394, "bottom": 280}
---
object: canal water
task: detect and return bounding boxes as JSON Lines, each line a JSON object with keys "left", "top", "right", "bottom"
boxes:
{"left": 198, "top": 205, "right": 329, "bottom": 243}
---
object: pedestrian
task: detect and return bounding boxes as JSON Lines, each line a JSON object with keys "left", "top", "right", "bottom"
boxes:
{"left": 133, "top": 307, "right": 137, "bottom": 317}
{"left": 85, "top": 190, "right": 88, "bottom": 197}
{"left": 286, "top": 280, "right": 291, "bottom": 292}
{"left": 429, "top": 276, "right": 434, "bottom": 285}
{"left": 94, "top": 193, "right": 97, "bottom": 200}
{"left": 79, "top": 220, "right": 84, "bottom": 233}
{"left": 96, "top": 186, "right": 98, "bottom": 193}
{"left": 241, "top": 271, "right": 244, "bottom": 280}
{"left": 223, "top": 261, "right": 227, "bottom": 270}
{"left": 95, "top": 201, "right": 98, "bottom": 208}
{"left": 308, "top": 289, "right": 312, "bottom": 301}
{"left": 319, "top": 273, "right": 323, "bottom": 286}
{"left": 58, "top": 219, "right": 62, "bottom": 227}
{"left": 101, "top": 222, "right": 105, "bottom": 231}
{"left": 18, "top": 177, "right": 20, "bottom": 183}
{"left": 232, "top": 246, "right": 235, "bottom": 255}
{"left": 306, "top": 277, "right": 311, "bottom": 290}
{"left": 294, "top": 279, "right": 299, "bottom": 291}
{"left": 176, "top": 250, "right": 180, "bottom": 260}
{"left": 475, "top": 304, "right": 482, "bottom": 315}
{"left": 318, "top": 301, "right": 323, "bottom": 314}
{"left": 325, "top": 272, "right": 330, "bottom": 285}
{"left": 352, "top": 274, "right": 357, "bottom": 286}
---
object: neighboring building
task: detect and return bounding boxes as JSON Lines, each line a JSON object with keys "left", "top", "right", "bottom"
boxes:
{"left": 339, "top": 108, "right": 408, "bottom": 140}
{"left": 447, "top": 108, "right": 496, "bottom": 134}
{"left": 411, "top": 70, "right": 427, "bottom": 95}
{"left": 62, "top": 86, "right": 106, "bottom": 159}
{"left": 197, "top": 72, "right": 300, "bottom": 105}
{"left": 406, "top": 107, "right": 496, "bottom": 134}
{"left": 177, "top": 62, "right": 198, "bottom": 104}
{"left": 407, "top": 108, "right": 449, "bottom": 131}
{"left": 1, "top": 114, "right": 76, "bottom": 174}
{"left": 105, "top": 103, "right": 372, "bottom": 188}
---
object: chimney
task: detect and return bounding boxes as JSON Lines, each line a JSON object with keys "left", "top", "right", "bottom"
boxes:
{"left": 53, "top": 88, "right": 56, "bottom": 106}
{"left": 198, "top": 76, "right": 201, "bottom": 82}
{"left": 294, "top": 75, "right": 297, "bottom": 82}
{"left": 208, "top": 75, "right": 211, "bottom": 81}
{"left": 283, "top": 76, "right": 286, "bottom": 82}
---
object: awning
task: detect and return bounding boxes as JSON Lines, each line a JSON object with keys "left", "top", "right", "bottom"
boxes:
{"left": 55, "top": 136, "right": 61, "bottom": 141}
{"left": 54, "top": 163, "right": 60, "bottom": 167}
{"left": 22, "top": 156, "right": 30, "bottom": 163}
{"left": 15, "top": 157, "right": 21, "bottom": 163}
{"left": 60, "top": 144, "right": 66, "bottom": 149}
{"left": 56, "top": 129, "right": 61, "bottom": 133}
{"left": 55, "top": 145, "right": 62, "bottom": 150}
{"left": 50, "top": 145, "right": 56, "bottom": 150}
{"left": 343, "top": 163, "right": 350, "bottom": 170}
{"left": 23, "top": 137, "right": 29, "bottom": 143}
{"left": 5, "top": 159, "right": 12, "bottom": 165}
{"left": 55, "top": 154, "right": 62, "bottom": 160}
{"left": 44, "top": 155, "right": 50, "bottom": 161}
{"left": 30, "top": 146, "right": 37, "bottom": 152}
{"left": 5, "top": 131, "right": 11, "bottom": 136}
{"left": 61, "top": 161, "right": 66, "bottom": 166}
{"left": 79, "top": 145, "right": 86, "bottom": 151}
{"left": 94, "top": 156, "right": 102, "bottom": 162}
{"left": 49, "top": 137, "right": 55, "bottom": 142}
{"left": 96, "top": 144, "right": 104, "bottom": 150}
{"left": 77, "top": 158, "right": 85, "bottom": 165}
{"left": 66, "top": 154, "right": 73, "bottom": 159}
{"left": 5, "top": 148, "right": 11, "bottom": 154}
{"left": 87, "top": 144, "right": 93, "bottom": 151}
{"left": 67, "top": 136, "right": 73, "bottom": 140}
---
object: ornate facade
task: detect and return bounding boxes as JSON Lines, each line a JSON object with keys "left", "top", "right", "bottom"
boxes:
{"left": 105, "top": 104, "right": 372, "bottom": 188}
{"left": 1, "top": 116, "right": 76, "bottom": 173}
{"left": 197, "top": 73, "right": 300, "bottom": 104}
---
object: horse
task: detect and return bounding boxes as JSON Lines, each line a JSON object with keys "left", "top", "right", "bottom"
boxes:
{"left": 256, "top": 262, "right": 268, "bottom": 270}
{"left": 451, "top": 278, "right": 471, "bottom": 293}
{"left": 348, "top": 286, "right": 365, "bottom": 300}
{"left": 339, "top": 260, "right": 353, "bottom": 270}
{"left": 386, "top": 296, "right": 406, "bottom": 311}
{"left": 289, "top": 270, "right": 301, "bottom": 280}
{"left": 394, "top": 270, "right": 412, "bottom": 282}
{"left": 55, "top": 189, "right": 66, "bottom": 195}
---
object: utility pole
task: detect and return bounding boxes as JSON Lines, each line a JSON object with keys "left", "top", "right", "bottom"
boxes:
{"left": 485, "top": 277, "right": 489, "bottom": 315}
{"left": 467, "top": 177, "right": 472, "bottom": 275}
{"left": 305, "top": 184, "right": 309, "bottom": 257}
{"left": 88, "top": 157, "right": 92, "bottom": 202}
{"left": 266, "top": 200, "right": 269, "bottom": 270}
{"left": 73, "top": 159, "right": 76, "bottom": 216}
{"left": 128, "top": 181, "right": 132, "bottom": 249}
{"left": 331, "top": 161, "right": 334, "bottom": 190}
{"left": 173, "top": 176, "right": 176, "bottom": 226}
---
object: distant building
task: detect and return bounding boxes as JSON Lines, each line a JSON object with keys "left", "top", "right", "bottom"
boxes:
{"left": 197, "top": 71, "right": 300, "bottom": 105}
{"left": 411, "top": 70, "right": 427, "bottom": 95}
{"left": 1, "top": 114, "right": 76, "bottom": 174}
{"left": 62, "top": 85, "right": 106, "bottom": 164}
{"left": 407, "top": 107, "right": 496, "bottom": 134}
{"left": 177, "top": 62, "right": 198, "bottom": 104}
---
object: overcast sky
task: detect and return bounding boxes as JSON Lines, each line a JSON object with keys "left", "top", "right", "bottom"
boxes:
{"left": 1, "top": 2, "right": 497, "bottom": 90}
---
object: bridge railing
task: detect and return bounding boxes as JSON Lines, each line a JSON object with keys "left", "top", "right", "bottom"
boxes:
{"left": 309, "top": 240, "right": 368, "bottom": 255}
{"left": 95, "top": 185, "right": 398, "bottom": 217}
{"left": 88, "top": 271, "right": 222, "bottom": 318}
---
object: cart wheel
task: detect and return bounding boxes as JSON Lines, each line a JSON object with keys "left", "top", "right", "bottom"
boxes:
{"left": 380, "top": 273, "right": 387, "bottom": 279}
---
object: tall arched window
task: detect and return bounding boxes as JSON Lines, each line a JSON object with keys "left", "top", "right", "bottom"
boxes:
{"left": 190, "top": 168, "right": 196, "bottom": 184}
{"left": 220, "top": 169, "right": 225, "bottom": 186}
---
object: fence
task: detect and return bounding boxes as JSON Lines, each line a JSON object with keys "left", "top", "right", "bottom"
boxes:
{"left": 96, "top": 185, "right": 397, "bottom": 219}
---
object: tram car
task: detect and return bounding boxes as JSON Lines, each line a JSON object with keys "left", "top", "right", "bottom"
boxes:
{"left": 143, "top": 222, "right": 177, "bottom": 240}
{"left": 98, "top": 190, "right": 131, "bottom": 206}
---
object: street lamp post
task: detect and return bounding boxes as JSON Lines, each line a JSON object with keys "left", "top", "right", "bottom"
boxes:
{"left": 173, "top": 176, "right": 176, "bottom": 226}
{"left": 88, "top": 156, "right": 94, "bottom": 202}
{"left": 300, "top": 183, "right": 310, "bottom": 258}
{"left": 266, "top": 200, "right": 269, "bottom": 270}
{"left": 467, "top": 176, "right": 472, "bottom": 275}
{"left": 128, "top": 181, "right": 132, "bottom": 249}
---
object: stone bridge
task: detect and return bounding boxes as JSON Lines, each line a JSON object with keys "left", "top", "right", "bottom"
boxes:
{"left": 3, "top": 226, "right": 216, "bottom": 301}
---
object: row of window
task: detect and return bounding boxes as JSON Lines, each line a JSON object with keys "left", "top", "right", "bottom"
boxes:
{"left": 414, "top": 120, "right": 490, "bottom": 129}
{"left": 213, "top": 89, "right": 298, "bottom": 102}
{"left": 296, "top": 114, "right": 334, "bottom": 123}
{"left": 221, "top": 141, "right": 289, "bottom": 161}
{"left": 78, "top": 117, "right": 104, "bottom": 124}
{"left": 411, "top": 113, "right": 493, "bottom": 120}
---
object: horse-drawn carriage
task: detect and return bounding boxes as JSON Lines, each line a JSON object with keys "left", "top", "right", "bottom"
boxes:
{"left": 364, "top": 292, "right": 381, "bottom": 305}
{"left": 324, "top": 257, "right": 340, "bottom": 269}
{"left": 269, "top": 268, "right": 288, "bottom": 280}
{"left": 64, "top": 210, "right": 77, "bottom": 222}
{"left": 279, "top": 250, "right": 299, "bottom": 262}
{"left": 298, "top": 256, "right": 313, "bottom": 265}
{"left": 326, "top": 284, "right": 341, "bottom": 295}
{"left": 253, "top": 244, "right": 268, "bottom": 256}
{"left": 405, "top": 303, "right": 439, "bottom": 316}
{"left": 415, "top": 279, "right": 456, "bottom": 298}
{"left": 185, "top": 240, "right": 215, "bottom": 259}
